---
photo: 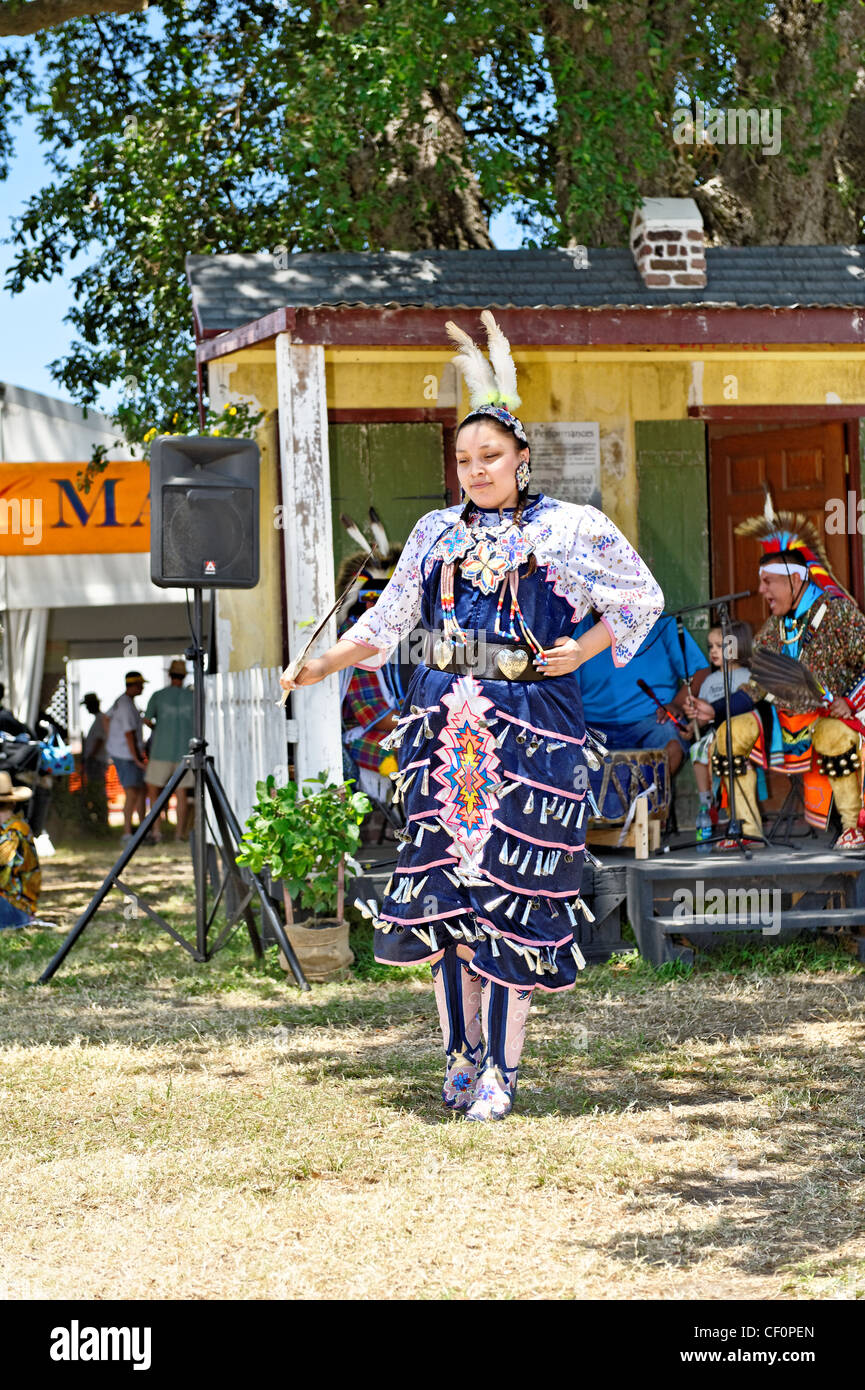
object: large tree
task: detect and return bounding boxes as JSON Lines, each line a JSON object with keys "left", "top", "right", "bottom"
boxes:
{"left": 2, "top": 0, "right": 865, "bottom": 461}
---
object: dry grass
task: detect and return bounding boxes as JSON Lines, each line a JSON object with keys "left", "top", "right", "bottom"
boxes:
{"left": 0, "top": 837, "right": 863, "bottom": 1301}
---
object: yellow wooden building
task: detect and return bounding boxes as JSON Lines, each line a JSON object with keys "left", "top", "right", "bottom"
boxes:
{"left": 186, "top": 202, "right": 865, "bottom": 784}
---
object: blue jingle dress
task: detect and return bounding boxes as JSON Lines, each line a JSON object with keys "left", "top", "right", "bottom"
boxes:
{"left": 344, "top": 494, "right": 663, "bottom": 991}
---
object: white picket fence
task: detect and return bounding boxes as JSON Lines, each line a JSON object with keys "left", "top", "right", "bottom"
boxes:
{"left": 204, "top": 667, "right": 291, "bottom": 827}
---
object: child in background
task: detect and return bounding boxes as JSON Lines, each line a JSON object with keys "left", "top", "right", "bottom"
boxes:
{"left": 687, "top": 621, "right": 753, "bottom": 815}
{"left": 0, "top": 772, "right": 41, "bottom": 928}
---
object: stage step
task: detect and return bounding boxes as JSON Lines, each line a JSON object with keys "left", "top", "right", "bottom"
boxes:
{"left": 652, "top": 907, "right": 865, "bottom": 932}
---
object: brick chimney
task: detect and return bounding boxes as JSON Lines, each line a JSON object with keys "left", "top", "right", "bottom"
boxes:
{"left": 630, "top": 197, "right": 706, "bottom": 289}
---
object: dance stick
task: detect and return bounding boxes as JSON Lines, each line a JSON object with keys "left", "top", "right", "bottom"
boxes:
{"left": 276, "top": 548, "right": 377, "bottom": 707}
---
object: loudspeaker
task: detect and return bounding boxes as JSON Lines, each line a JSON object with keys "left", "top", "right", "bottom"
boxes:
{"left": 150, "top": 435, "right": 260, "bottom": 589}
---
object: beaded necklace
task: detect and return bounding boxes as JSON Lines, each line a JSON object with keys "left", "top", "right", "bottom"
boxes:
{"left": 436, "top": 507, "right": 549, "bottom": 667}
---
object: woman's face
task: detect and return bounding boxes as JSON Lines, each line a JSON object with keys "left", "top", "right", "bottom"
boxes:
{"left": 455, "top": 421, "right": 527, "bottom": 511}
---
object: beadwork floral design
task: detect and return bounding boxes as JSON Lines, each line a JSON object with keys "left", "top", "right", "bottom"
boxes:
{"left": 499, "top": 524, "right": 546, "bottom": 570}
{"left": 436, "top": 519, "right": 474, "bottom": 564}
{"left": 460, "top": 539, "right": 512, "bottom": 594}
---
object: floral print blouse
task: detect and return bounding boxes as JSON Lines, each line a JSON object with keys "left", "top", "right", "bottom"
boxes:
{"left": 339, "top": 494, "right": 664, "bottom": 669}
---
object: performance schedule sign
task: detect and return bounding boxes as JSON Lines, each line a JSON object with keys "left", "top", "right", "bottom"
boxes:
{"left": 523, "top": 422, "right": 601, "bottom": 507}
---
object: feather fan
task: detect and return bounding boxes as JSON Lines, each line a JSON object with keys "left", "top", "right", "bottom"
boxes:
{"left": 750, "top": 649, "right": 826, "bottom": 704}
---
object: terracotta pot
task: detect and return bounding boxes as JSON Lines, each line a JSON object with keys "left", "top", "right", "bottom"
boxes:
{"left": 279, "top": 885, "right": 354, "bottom": 981}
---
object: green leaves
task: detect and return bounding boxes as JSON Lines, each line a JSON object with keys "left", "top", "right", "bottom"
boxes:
{"left": 235, "top": 771, "right": 372, "bottom": 918}
{"left": 3, "top": 0, "right": 865, "bottom": 436}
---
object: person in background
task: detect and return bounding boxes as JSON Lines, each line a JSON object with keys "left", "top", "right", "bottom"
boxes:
{"left": 0, "top": 682, "right": 33, "bottom": 738}
{"left": 80, "top": 693, "right": 110, "bottom": 833}
{"left": 337, "top": 563, "right": 402, "bottom": 823}
{"left": 686, "top": 622, "right": 753, "bottom": 809}
{"left": 0, "top": 772, "right": 41, "bottom": 928}
{"left": 106, "top": 672, "right": 150, "bottom": 845}
{"left": 575, "top": 612, "right": 705, "bottom": 776}
{"left": 144, "top": 659, "right": 194, "bottom": 841}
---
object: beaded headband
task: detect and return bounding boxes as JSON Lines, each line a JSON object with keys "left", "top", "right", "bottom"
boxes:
{"left": 458, "top": 403, "right": 529, "bottom": 447}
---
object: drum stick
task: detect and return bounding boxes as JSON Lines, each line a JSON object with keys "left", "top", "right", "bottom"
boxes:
{"left": 636, "top": 679, "right": 690, "bottom": 732}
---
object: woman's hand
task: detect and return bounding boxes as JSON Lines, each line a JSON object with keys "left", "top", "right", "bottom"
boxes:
{"left": 279, "top": 656, "right": 330, "bottom": 693}
{"left": 537, "top": 636, "right": 583, "bottom": 677}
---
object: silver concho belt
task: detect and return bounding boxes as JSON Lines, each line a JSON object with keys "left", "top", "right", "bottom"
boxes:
{"left": 422, "top": 632, "right": 545, "bottom": 681}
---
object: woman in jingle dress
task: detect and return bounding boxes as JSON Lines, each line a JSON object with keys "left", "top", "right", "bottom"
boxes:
{"left": 280, "top": 313, "right": 663, "bottom": 1121}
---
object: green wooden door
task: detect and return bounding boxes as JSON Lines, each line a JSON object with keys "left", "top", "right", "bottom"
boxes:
{"left": 635, "top": 419, "right": 708, "bottom": 645}
{"left": 329, "top": 423, "right": 446, "bottom": 571}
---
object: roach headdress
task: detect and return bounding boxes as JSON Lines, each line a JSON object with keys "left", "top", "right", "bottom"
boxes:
{"left": 735, "top": 485, "right": 849, "bottom": 600}
{"left": 336, "top": 508, "right": 402, "bottom": 626}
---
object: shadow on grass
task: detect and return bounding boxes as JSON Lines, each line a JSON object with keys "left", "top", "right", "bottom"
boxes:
{"left": 576, "top": 1142, "right": 865, "bottom": 1282}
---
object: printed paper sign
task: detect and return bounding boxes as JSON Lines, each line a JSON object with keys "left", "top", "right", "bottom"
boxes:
{"left": 523, "top": 422, "right": 601, "bottom": 508}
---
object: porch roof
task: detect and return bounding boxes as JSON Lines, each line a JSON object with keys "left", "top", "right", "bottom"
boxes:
{"left": 187, "top": 245, "right": 865, "bottom": 339}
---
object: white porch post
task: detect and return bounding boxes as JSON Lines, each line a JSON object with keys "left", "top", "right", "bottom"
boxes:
{"left": 275, "top": 333, "right": 344, "bottom": 785}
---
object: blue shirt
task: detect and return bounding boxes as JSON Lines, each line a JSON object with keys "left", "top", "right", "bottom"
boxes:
{"left": 575, "top": 614, "right": 706, "bottom": 725}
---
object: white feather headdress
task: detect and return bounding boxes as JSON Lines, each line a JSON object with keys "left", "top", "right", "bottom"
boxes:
{"left": 445, "top": 312, "right": 522, "bottom": 412}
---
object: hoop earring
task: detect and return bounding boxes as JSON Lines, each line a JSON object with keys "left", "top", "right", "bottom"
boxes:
{"left": 515, "top": 459, "right": 530, "bottom": 492}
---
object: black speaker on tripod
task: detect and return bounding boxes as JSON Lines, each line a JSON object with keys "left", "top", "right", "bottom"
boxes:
{"left": 150, "top": 434, "right": 260, "bottom": 589}
{"left": 39, "top": 434, "right": 308, "bottom": 990}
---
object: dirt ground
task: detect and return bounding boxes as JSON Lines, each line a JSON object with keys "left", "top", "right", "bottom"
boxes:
{"left": 0, "top": 839, "right": 863, "bottom": 1301}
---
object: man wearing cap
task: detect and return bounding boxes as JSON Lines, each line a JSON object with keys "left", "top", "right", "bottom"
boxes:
{"left": 106, "top": 672, "right": 149, "bottom": 845}
{"left": 684, "top": 497, "right": 865, "bottom": 850}
{"left": 144, "top": 659, "right": 194, "bottom": 841}
{"left": 0, "top": 773, "right": 41, "bottom": 928}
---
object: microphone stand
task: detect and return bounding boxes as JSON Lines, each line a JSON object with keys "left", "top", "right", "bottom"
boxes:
{"left": 656, "top": 592, "right": 780, "bottom": 857}
{"left": 675, "top": 613, "right": 700, "bottom": 745}
{"left": 713, "top": 598, "right": 769, "bottom": 856}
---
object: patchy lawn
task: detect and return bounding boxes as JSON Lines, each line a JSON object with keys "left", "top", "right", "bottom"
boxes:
{"left": 0, "top": 837, "right": 863, "bottom": 1300}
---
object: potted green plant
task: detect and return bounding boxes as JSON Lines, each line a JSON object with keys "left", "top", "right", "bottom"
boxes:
{"left": 236, "top": 772, "right": 371, "bottom": 981}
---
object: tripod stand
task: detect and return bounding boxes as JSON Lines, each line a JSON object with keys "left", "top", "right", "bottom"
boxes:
{"left": 38, "top": 591, "right": 309, "bottom": 989}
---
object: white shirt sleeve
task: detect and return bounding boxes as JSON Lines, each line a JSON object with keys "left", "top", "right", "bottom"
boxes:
{"left": 566, "top": 506, "right": 664, "bottom": 667}
{"left": 338, "top": 509, "right": 450, "bottom": 669}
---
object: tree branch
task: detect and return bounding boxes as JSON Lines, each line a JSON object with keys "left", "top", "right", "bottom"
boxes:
{"left": 0, "top": 0, "right": 148, "bottom": 38}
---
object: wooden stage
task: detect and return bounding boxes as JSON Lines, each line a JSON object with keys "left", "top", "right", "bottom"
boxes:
{"left": 353, "top": 829, "right": 865, "bottom": 969}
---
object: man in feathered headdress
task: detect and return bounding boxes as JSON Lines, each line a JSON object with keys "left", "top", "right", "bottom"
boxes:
{"left": 684, "top": 492, "right": 865, "bottom": 849}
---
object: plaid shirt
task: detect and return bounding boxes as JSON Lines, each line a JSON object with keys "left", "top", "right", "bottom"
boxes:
{"left": 343, "top": 669, "right": 395, "bottom": 772}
